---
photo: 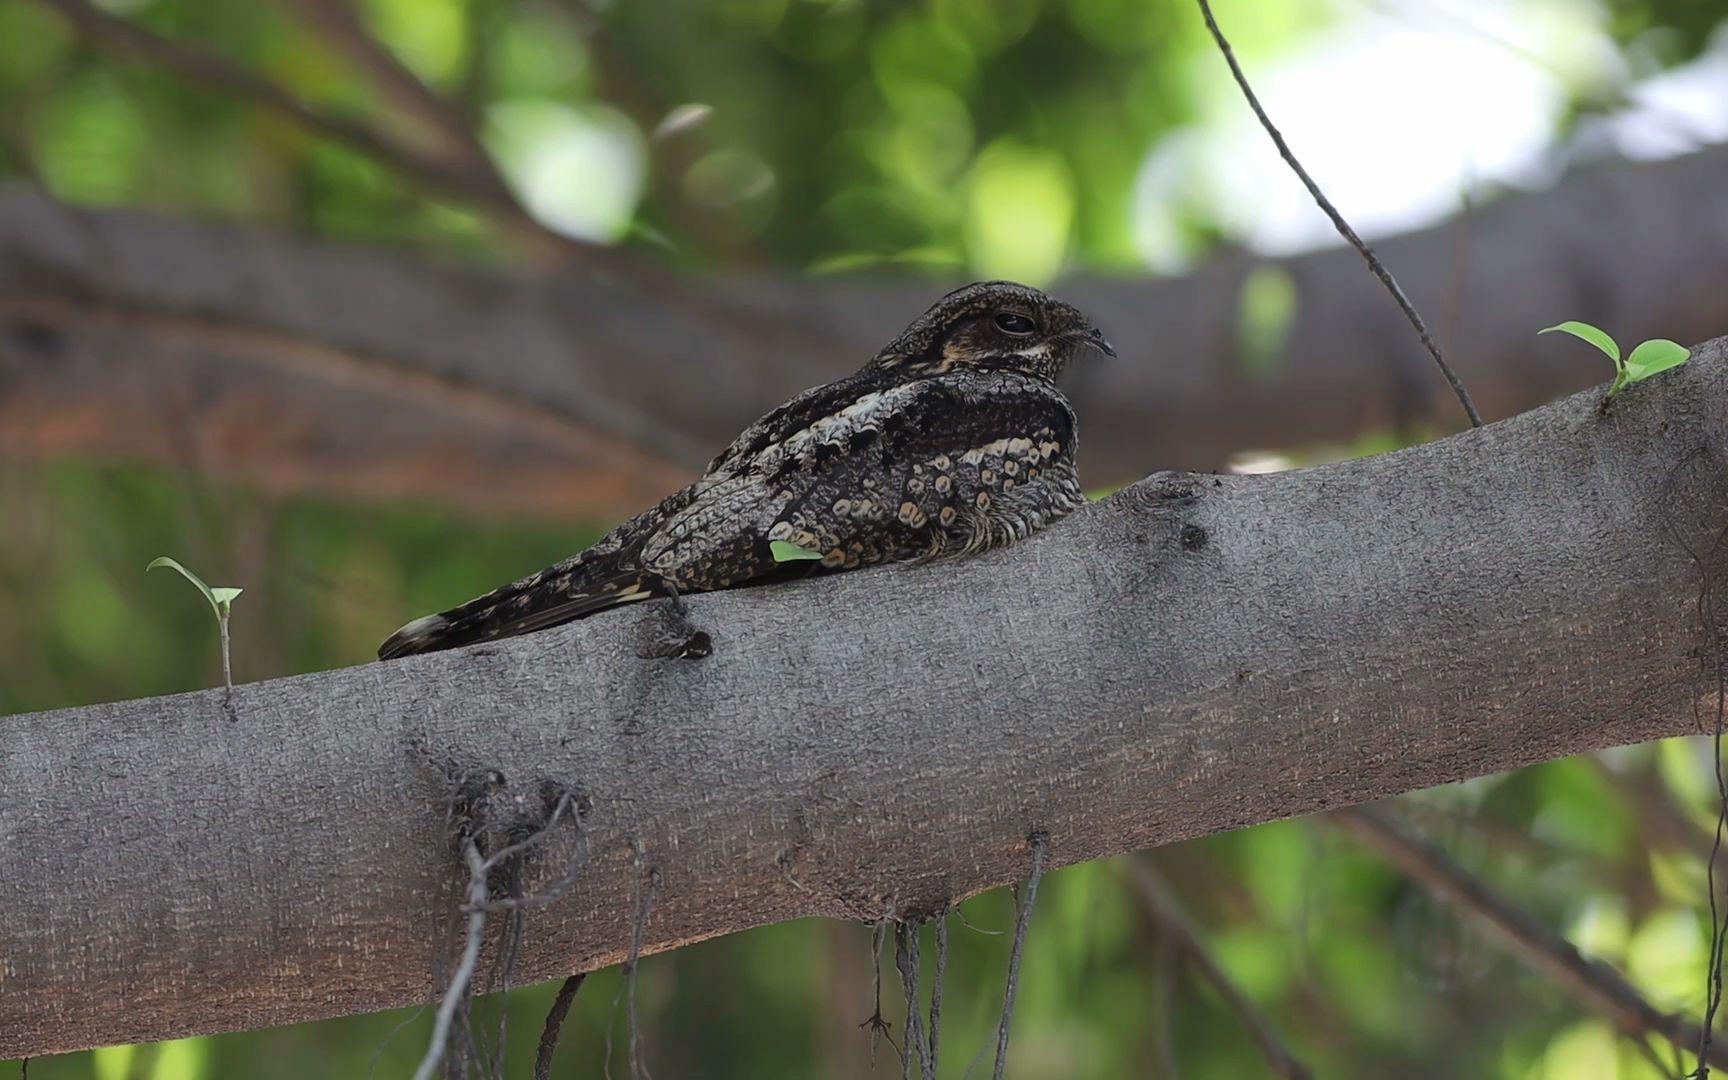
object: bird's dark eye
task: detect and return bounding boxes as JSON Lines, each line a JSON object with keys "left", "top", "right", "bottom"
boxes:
{"left": 994, "top": 312, "right": 1037, "bottom": 335}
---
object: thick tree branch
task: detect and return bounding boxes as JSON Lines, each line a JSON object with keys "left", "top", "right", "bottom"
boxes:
{"left": 4, "top": 144, "right": 1728, "bottom": 516}
{"left": 5, "top": 338, "right": 1728, "bottom": 1058}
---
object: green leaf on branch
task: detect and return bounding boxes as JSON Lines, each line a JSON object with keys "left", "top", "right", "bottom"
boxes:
{"left": 1539, "top": 321, "right": 1690, "bottom": 399}
{"left": 1623, "top": 339, "right": 1690, "bottom": 381}
{"left": 148, "top": 556, "right": 243, "bottom": 618}
{"left": 1540, "top": 321, "right": 1621, "bottom": 367}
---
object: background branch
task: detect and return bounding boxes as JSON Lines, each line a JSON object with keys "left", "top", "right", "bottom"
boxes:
{"left": 39, "top": 0, "right": 584, "bottom": 261}
{"left": 1329, "top": 805, "right": 1728, "bottom": 1069}
{"left": 1124, "top": 859, "right": 1312, "bottom": 1079}
{"left": 279, "top": 0, "right": 517, "bottom": 206}
{"left": 6, "top": 144, "right": 1728, "bottom": 518}
{"left": 41, "top": 1, "right": 464, "bottom": 199}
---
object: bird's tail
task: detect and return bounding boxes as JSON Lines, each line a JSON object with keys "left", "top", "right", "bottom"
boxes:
{"left": 377, "top": 564, "right": 668, "bottom": 660}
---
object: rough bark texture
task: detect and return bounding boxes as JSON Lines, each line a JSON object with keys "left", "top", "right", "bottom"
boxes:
{"left": 5, "top": 337, "right": 1728, "bottom": 1058}
{"left": 4, "top": 143, "right": 1728, "bottom": 516}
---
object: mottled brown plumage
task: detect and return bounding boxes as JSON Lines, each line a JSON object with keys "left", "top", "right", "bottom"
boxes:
{"left": 378, "top": 281, "right": 1113, "bottom": 659}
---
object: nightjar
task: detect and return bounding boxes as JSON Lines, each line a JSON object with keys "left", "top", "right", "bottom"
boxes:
{"left": 379, "top": 280, "right": 1113, "bottom": 659}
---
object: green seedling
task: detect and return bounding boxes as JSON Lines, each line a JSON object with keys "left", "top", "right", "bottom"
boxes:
{"left": 148, "top": 556, "right": 242, "bottom": 693}
{"left": 1540, "top": 321, "right": 1690, "bottom": 401}
{"left": 769, "top": 539, "right": 824, "bottom": 563}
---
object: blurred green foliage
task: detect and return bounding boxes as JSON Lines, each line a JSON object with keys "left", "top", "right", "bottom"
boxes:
{"left": 0, "top": 0, "right": 1267, "bottom": 274}
{"left": 5, "top": 0, "right": 1728, "bottom": 1075}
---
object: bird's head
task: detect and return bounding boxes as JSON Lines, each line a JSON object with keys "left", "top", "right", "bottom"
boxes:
{"left": 868, "top": 280, "right": 1114, "bottom": 382}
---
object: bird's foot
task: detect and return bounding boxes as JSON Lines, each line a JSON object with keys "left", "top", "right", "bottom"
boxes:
{"left": 636, "top": 581, "right": 711, "bottom": 660}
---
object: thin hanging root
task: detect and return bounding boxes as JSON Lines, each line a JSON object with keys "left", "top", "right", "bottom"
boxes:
{"left": 534, "top": 973, "right": 587, "bottom": 1080}
{"left": 627, "top": 864, "right": 660, "bottom": 1080}
{"left": 484, "top": 907, "right": 525, "bottom": 1078}
{"left": 859, "top": 921, "right": 902, "bottom": 1066}
{"left": 895, "top": 921, "right": 932, "bottom": 1080}
{"left": 407, "top": 770, "right": 586, "bottom": 1080}
{"left": 930, "top": 916, "right": 947, "bottom": 1077}
{"left": 991, "top": 832, "right": 1048, "bottom": 1080}
{"left": 411, "top": 838, "right": 489, "bottom": 1080}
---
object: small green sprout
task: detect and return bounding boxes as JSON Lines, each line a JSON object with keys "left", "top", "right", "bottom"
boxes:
{"left": 1540, "top": 321, "right": 1690, "bottom": 400}
{"left": 148, "top": 556, "right": 242, "bottom": 693}
{"left": 769, "top": 539, "right": 824, "bottom": 563}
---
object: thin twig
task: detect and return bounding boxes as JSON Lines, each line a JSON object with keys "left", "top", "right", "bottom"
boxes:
{"left": 1331, "top": 804, "right": 1728, "bottom": 1069}
{"left": 412, "top": 838, "right": 489, "bottom": 1080}
{"left": 1124, "top": 858, "right": 1312, "bottom": 1080}
{"left": 1701, "top": 731, "right": 1728, "bottom": 1080}
{"left": 1652, "top": 454, "right": 1728, "bottom": 1079}
{"left": 1687, "top": 521, "right": 1728, "bottom": 1077}
{"left": 535, "top": 974, "right": 587, "bottom": 1080}
{"left": 991, "top": 833, "right": 1048, "bottom": 1080}
{"left": 1194, "top": 0, "right": 1483, "bottom": 429}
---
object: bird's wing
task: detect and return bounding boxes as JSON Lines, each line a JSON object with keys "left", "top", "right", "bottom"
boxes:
{"left": 772, "top": 371, "right": 1080, "bottom": 559}
{"left": 376, "top": 570, "right": 665, "bottom": 659}
{"left": 641, "top": 372, "right": 1078, "bottom": 579}
{"left": 701, "top": 371, "right": 881, "bottom": 477}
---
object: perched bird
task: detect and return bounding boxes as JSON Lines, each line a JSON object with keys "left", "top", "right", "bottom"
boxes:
{"left": 378, "top": 280, "right": 1113, "bottom": 659}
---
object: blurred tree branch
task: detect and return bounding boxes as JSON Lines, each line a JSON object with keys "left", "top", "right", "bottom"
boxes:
{"left": 280, "top": 0, "right": 494, "bottom": 173}
{"left": 37, "top": 0, "right": 589, "bottom": 262}
{"left": 6, "top": 339, "right": 1728, "bottom": 1056}
{"left": 1330, "top": 805, "right": 1726, "bottom": 1070}
{"left": 5, "top": 143, "right": 1728, "bottom": 519}
{"left": 40, "top": 0, "right": 454, "bottom": 196}
{"left": 1124, "top": 859, "right": 1313, "bottom": 1078}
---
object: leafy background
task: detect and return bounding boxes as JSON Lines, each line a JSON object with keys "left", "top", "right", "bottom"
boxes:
{"left": 3, "top": 0, "right": 1728, "bottom": 1075}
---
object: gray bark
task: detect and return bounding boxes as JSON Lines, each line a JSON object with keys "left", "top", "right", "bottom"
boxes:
{"left": 5, "top": 336, "right": 1728, "bottom": 1057}
{"left": 4, "top": 144, "right": 1728, "bottom": 516}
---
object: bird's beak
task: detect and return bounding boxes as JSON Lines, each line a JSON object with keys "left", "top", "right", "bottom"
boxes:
{"left": 1087, "top": 326, "right": 1116, "bottom": 358}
